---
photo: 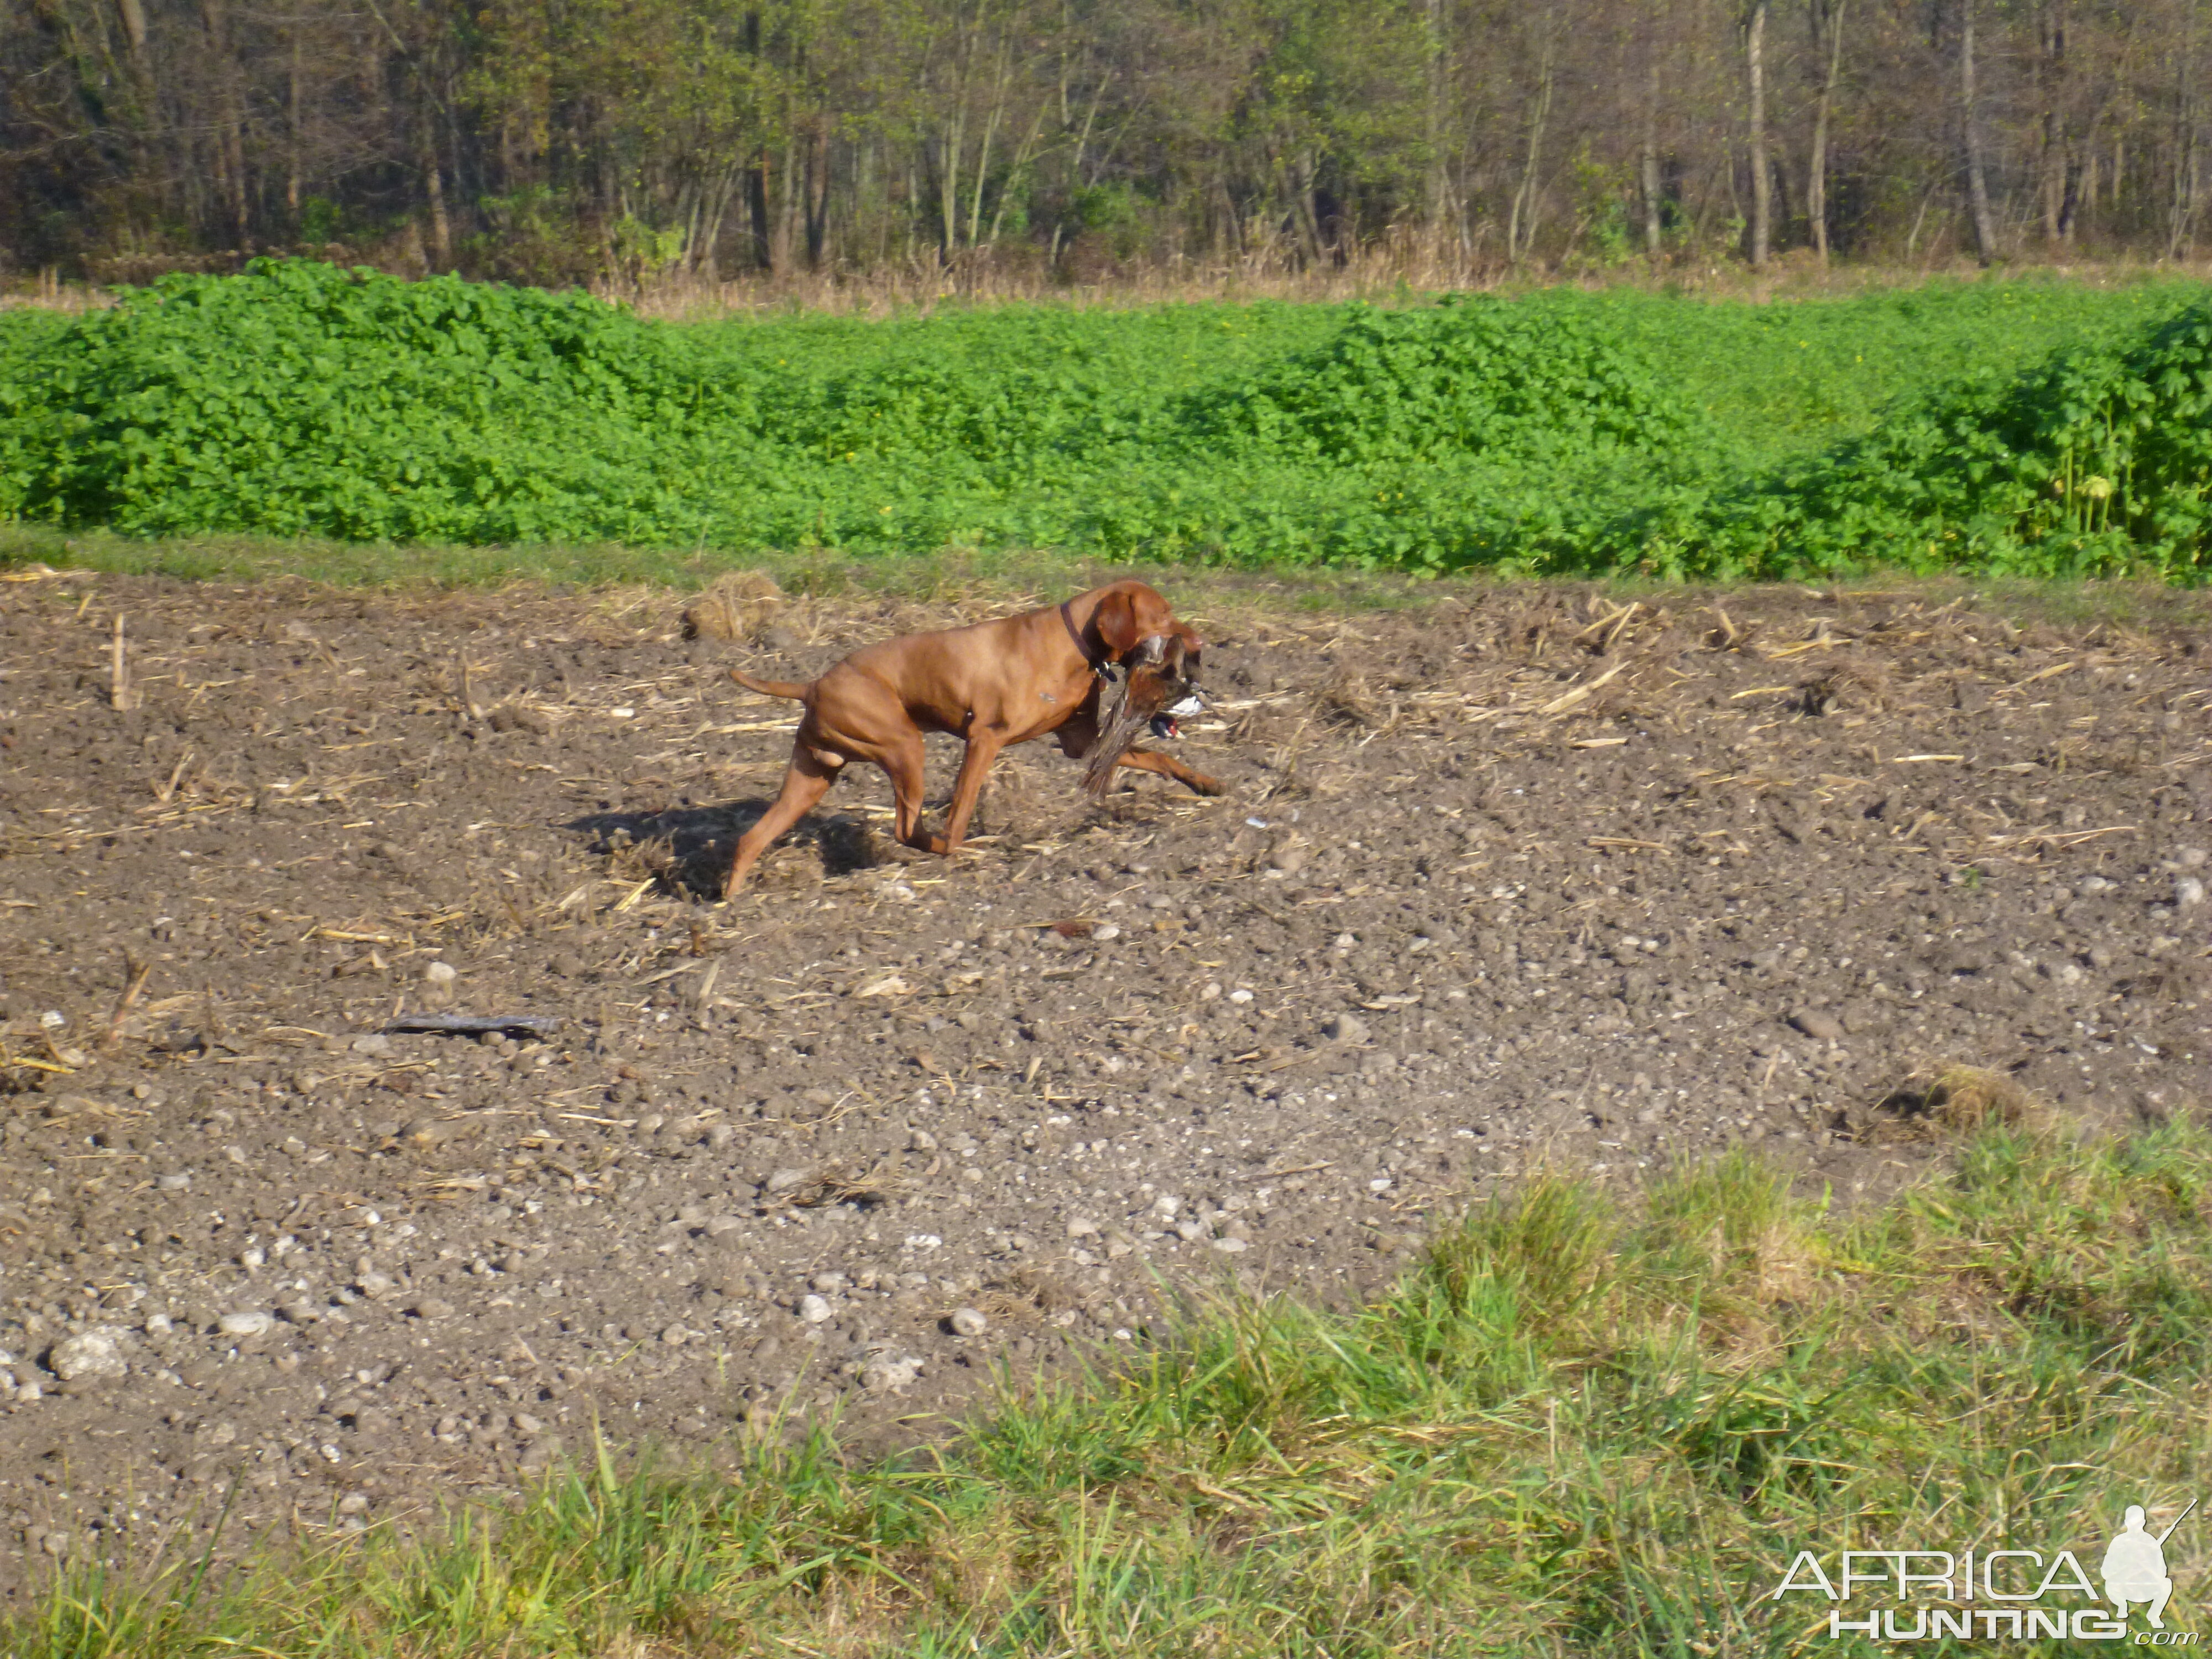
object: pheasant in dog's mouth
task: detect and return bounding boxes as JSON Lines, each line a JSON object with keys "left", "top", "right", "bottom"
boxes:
{"left": 1082, "top": 634, "right": 1207, "bottom": 797}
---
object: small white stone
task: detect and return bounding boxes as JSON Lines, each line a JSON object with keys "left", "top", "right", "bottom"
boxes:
{"left": 860, "top": 1353, "right": 924, "bottom": 1394}
{"left": 1229, "top": 989, "right": 1254, "bottom": 1004}
{"left": 49, "top": 1329, "right": 129, "bottom": 1381}
{"left": 1092, "top": 924, "right": 1121, "bottom": 942}
{"left": 424, "top": 961, "right": 458, "bottom": 985}
{"left": 949, "top": 1307, "right": 988, "bottom": 1337}
{"left": 217, "top": 1311, "right": 275, "bottom": 1338}
{"left": 2177, "top": 875, "right": 2206, "bottom": 910}
{"left": 799, "top": 1295, "right": 833, "bottom": 1324}
{"left": 1066, "top": 1216, "right": 1101, "bottom": 1239}
{"left": 1324, "top": 1011, "right": 1371, "bottom": 1044}
{"left": 1211, "top": 1237, "right": 1249, "bottom": 1254}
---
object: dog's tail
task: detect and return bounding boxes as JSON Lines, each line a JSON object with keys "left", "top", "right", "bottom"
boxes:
{"left": 729, "top": 667, "right": 811, "bottom": 701}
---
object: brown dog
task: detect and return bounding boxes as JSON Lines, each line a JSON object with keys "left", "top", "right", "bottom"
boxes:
{"left": 721, "top": 581, "right": 1222, "bottom": 896}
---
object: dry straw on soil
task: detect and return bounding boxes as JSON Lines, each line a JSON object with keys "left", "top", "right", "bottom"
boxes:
{"left": 679, "top": 571, "right": 786, "bottom": 643}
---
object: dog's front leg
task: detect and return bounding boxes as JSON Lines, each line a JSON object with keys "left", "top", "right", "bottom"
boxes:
{"left": 919, "top": 729, "right": 1008, "bottom": 855}
{"left": 1113, "top": 747, "right": 1224, "bottom": 797}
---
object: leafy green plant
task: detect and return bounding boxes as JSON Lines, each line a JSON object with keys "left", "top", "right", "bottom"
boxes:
{"left": 1627, "top": 295, "right": 2212, "bottom": 581}
{"left": 2, "top": 263, "right": 2207, "bottom": 581}
{"left": 0, "top": 259, "right": 752, "bottom": 545}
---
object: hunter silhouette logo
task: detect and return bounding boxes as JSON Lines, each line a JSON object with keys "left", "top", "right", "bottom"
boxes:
{"left": 1768, "top": 1497, "right": 2198, "bottom": 1644}
{"left": 2105, "top": 1499, "right": 2194, "bottom": 1630}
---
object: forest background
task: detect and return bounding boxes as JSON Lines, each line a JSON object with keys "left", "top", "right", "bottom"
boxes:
{"left": 3, "top": 0, "right": 2209, "bottom": 295}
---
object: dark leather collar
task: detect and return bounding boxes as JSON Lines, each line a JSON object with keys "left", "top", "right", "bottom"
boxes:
{"left": 1059, "top": 600, "right": 1108, "bottom": 676}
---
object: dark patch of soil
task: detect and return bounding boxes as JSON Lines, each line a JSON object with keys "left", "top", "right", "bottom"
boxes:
{"left": 0, "top": 572, "right": 2206, "bottom": 1595}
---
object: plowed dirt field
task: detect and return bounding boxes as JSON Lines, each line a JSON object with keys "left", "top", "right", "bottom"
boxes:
{"left": 1, "top": 570, "right": 2206, "bottom": 1598}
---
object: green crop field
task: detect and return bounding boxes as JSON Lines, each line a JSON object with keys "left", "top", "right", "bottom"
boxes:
{"left": 2, "top": 261, "right": 2209, "bottom": 583}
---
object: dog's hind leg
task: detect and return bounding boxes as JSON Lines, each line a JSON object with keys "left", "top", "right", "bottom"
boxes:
{"left": 724, "top": 740, "right": 841, "bottom": 897}
{"left": 878, "top": 731, "right": 931, "bottom": 848}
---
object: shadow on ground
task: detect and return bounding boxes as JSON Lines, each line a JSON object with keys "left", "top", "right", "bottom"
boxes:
{"left": 566, "top": 801, "right": 887, "bottom": 898}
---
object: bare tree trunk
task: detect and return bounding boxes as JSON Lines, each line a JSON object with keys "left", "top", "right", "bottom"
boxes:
{"left": 806, "top": 131, "right": 831, "bottom": 268}
{"left": 114, "top": 0, "right": 155, "bottom": 139}
{"left": 985, "top": 101, "right": 1050, "bottom": 247}
{"left": 1746, "top": 0, "right": 1770, "bottom": 265}
{"left": 1425, "top": 0, "right": 1449, "bottom": 260}
{"left": 938, "top": 109, "right": 965, "bottom": 259}
{"left": 967, "top": 74, "right": 1004, "bottom": 250}
{"left": 774, "top": 135, "right": 801, "bottom": 271}
{"left": 1508, "top": 44, "right": 1554, "bottom": 264}
{"left": 114, "top": 0, "right": 155, "bottom": 126}
{"left": 1641, "top": 13, "right": 1665, "bottom": 254}
{"left": 1808, "top": 0, "right": 1847, "bottom": 260}
{"left": 199, "top": 0, "right": 250, "bottom": 249}
{"left": 287, "top": 23, "right": 302, "bottom": 217}
{"left": 2038, "top": 0, "right": 2068, "bottom": 241}
{"left": 419, "top": 107, "right": 450, "bottom": 267}
{"left": 748, "top": 152, "right": 773, "bottom": 270}
{"left": 1290, "top": 148, "right": 1324, "bottom": 263}
{"left": 2171, "top": 6, "right": 2201, "bottom": 259}
{"left": 115, "top": 0, "right": 147, "bottom": 54}
{"left": 695, "top": 160, "right": 742, "bottom": 278}
{"left": 1959, "top": 0, "right": 2000, "bottom": 262}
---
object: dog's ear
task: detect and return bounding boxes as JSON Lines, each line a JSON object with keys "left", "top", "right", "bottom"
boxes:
{"left": 1091, "top": 589, "right": 1145, "bottom": 658}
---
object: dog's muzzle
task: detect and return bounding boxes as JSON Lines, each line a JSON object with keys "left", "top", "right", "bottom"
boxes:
{"left": 1150, "top": 693, "right": 1205, "bottom": 740}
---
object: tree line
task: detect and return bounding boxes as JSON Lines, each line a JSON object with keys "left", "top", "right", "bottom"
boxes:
{"left": 3, "top": 0, "right": 2206, "bottom": 288}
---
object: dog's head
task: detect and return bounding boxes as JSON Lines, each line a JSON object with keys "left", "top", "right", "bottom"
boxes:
{"left": 1085, "top": 583, "right": 1204, "bottom": 728}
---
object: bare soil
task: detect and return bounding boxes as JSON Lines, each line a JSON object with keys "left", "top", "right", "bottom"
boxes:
{"left": 1, "top": 570, "right": 2206, "bottom": 1599}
